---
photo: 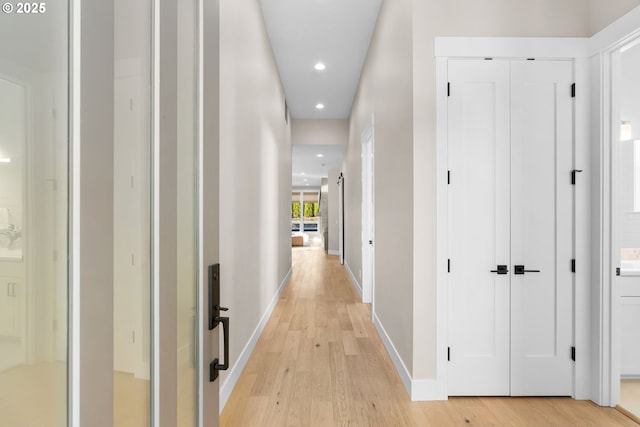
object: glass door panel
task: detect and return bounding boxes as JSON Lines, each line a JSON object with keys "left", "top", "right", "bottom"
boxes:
{"left": 0, "top": 2, "right": 69, "bottom": 425}
{"left": 113, "top": 0, "right": 152, "bottom": 425}
{"left": 177, "top": 0, "right": 198, "bottom": 424}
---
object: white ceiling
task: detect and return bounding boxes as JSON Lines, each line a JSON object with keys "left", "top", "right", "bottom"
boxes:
{"left": 260, "top": 0, "right": 381, "bottom": 189}
{"left": 260, "top": 0, "right": 382, "bottom": 119}
{"left": 292, "top": 144, "right": 346, "bottom": 187}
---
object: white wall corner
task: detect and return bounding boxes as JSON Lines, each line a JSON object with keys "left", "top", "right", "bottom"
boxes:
{"left": 344, "top": 261, "right": 362, "bottom": 298}
{"left": 219, "top": 267, "right": 292, "bottom": 413}
{"left": 328, "top": 249, "right": 340, "bottom": 256}
{"left": 373, "top": 313, "right": 445, "bottom": 401}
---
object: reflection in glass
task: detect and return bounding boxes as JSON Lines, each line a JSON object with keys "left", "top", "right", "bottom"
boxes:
{"left": 113, "top": 0, "right": 152, "bottom": 425}
{"left": 0, "top": 3, "right": 69, "bottom": 426}
{"left": 177, "top": 0, "right": 198, "bottom": 424}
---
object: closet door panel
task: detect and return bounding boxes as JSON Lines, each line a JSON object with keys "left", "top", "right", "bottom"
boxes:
{"left": 447, "top": 60, "right": 511, "bottom": 396}
{"left": 510, "top": 60, "right": 573, "bottom": 396}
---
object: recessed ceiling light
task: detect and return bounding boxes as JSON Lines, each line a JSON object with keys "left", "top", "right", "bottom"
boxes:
{"left": 314, "top": 62, "right": 326, "bottom": 71}
{"left": 0, "top": 158, "right": 11, "bottom": 163}
{"left": 316, "top": 154, "right": 324, "bottom": 158}
{"left": 315, "top": 103, "right": 324, "bottom": 110}
{"left": 300, "top": 172, "right": 305, "bottom": 175}
{"left": 304, "top": 179, "right": 308, "bottom": 181}
{"left": 306, "top": 183, "right": 310, "bottom": 186}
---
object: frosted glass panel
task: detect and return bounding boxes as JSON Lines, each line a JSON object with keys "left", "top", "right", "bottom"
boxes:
{"left": 177, "top": 0, "right": 198, "bottom": 424}
{"left": 0, "top": 3, "right": 69, "bottom": 426}
{"left": 113, "top": 0, "right": 152, "bottom": 425}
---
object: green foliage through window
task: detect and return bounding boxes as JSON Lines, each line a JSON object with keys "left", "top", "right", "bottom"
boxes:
{"left": 303, "top": 202, "right": 319, "bottom": 218}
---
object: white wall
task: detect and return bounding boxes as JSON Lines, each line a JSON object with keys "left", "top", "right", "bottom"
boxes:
{"left": 219, "top": 0, "right": 292, "bottom": 392}
{"left": 590, "top": 0, "right": 640, "bottom": 35}
{"left": 291, "top": 119, "right": 348, "bottom": 145}
{"left": 345, "top": 0, "right": 600, "bottom": 393}
{"left": 411, "top": 0, "right": 592, "bottom": 384}
{"left": 346, "top": 0, "right": 415, "bottom": 372}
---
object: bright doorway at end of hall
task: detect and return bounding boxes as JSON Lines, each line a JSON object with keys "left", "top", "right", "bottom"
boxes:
{"left": 292, "top": 190, "right": 324, "bottom": 248}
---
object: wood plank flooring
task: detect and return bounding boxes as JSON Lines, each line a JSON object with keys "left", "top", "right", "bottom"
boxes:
{"left": 221, "top": 247, "right": 639, "bottom": 427}
{"left": 620, "top": 380, "right": 640, "bottom": 423}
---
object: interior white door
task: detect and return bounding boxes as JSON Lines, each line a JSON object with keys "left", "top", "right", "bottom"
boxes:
{"left": 447, "top": 60, "right": 511, "bottom": 395}
{"left": 510, "top": 60, "right": 573, "bottom": 396}
{"left": 361, "top": 126, "right": 374, "bottom": 304}
{"left": 448, "top": 59, "right": 574, "bottom": 396}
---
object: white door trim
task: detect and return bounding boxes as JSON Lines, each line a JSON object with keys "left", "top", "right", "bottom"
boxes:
{"left": 592, "top": 11, "right": 640, "bottom": 407}
{"left": 586, "top": 6, "right": 640, "bottom": 407}
{"left": 435, "top": 37, "right": 590, "bottom": 401}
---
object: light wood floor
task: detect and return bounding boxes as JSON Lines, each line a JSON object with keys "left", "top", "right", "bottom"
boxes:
{"left": 0, "top": 362, "right": 67, "bottom": 426}
{"left": 221, "top": 247, "right": 639, "bottom": 427}
{"left": 621, "top": 380, "right": 640, "bottom": 422}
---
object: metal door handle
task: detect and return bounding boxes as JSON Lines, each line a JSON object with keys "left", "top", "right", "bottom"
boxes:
{"left": 514, "top": 265, "right": 540, "bottom": 275}
{"left": 210, "top": 315, "right": 229, "bottom": 382}
{"left": 490, "top": 265, "right": 509, "bottom": 274}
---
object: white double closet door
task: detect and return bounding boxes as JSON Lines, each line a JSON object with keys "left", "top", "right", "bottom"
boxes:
{"left": 447, "top": 59, "right": 574, "bottom": 396}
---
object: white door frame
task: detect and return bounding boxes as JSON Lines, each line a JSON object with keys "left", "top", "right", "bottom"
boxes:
{"left": 199, "top": 0, "right": 221, "bottom": 423}
{"left": 591, "top": 9, "right": 640, "bottom": 407}
{"left": 361, "top": 116, "right": 374, "bottom": 305}
{"left": 435, "top": 37, "right": 591, "bottom": 401}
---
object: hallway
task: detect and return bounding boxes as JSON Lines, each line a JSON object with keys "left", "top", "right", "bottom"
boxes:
{"left": 220, "top": 248, "right": 638, "bottom": 426}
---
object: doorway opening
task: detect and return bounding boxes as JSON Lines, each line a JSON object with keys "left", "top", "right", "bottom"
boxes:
{"left": 613, "top": 37, "right": 640, "bottom": 422}
{"left": 361, "top": 118, "right": 374, "bottom": 305}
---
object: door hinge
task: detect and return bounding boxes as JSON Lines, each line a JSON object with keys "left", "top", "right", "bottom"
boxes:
{"left": 448, "top": 347, "right": 451, "bottom": 361}
{"left": 448, "top": 259, "right": 451, "bottom": 273}
{"left": 571, "top": 346, "right": 576, "bottom": 361}
{"left": 447, "top": 170, "right": 450, "bottom": 185}
{"left": 616, "top": 267, "right": 621, "bottom": 276}
{"left": 571, "top": 83, "right": 576, "bottom": 98}
{"left": 447, "top": 82, "right": 450, "bottom": 97}
{"left": 571, "top": 169, "right": 583, "bottom": 185}
{"left": 571, "top": 259, "right": 576, "bottom": 273}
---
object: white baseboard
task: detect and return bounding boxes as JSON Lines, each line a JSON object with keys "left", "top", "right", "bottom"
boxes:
{"left": 372, "top": 313, "right": 446, "bottom": 401}
{"left": 219, "top": 267, "right": 292, "bottom": 413}
{"left": 344, "top": 262, "right": 362, "bottom": 298}
{"left": 328, "top": 249, "right": 340, "bottom": 256}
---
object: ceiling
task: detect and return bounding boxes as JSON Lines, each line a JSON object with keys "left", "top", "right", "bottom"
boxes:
{"left": 260, "top": 0, "right": 382, "bottom": 119}
{"left": 292, "top": 144, "right": 346, "bottom": 187}
{"left": 260, "top": 0, "right": 381, "bottom": 190}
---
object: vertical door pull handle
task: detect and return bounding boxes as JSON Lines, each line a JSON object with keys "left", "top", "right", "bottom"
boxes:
{"left": 210, "top": 315, "right": 230, "bottom": 382}
{"left": 490, "top": 265, "right": 509, "bottom": 274}
{"left": 514, "top": 265, "right": 541, "bottom": 275}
